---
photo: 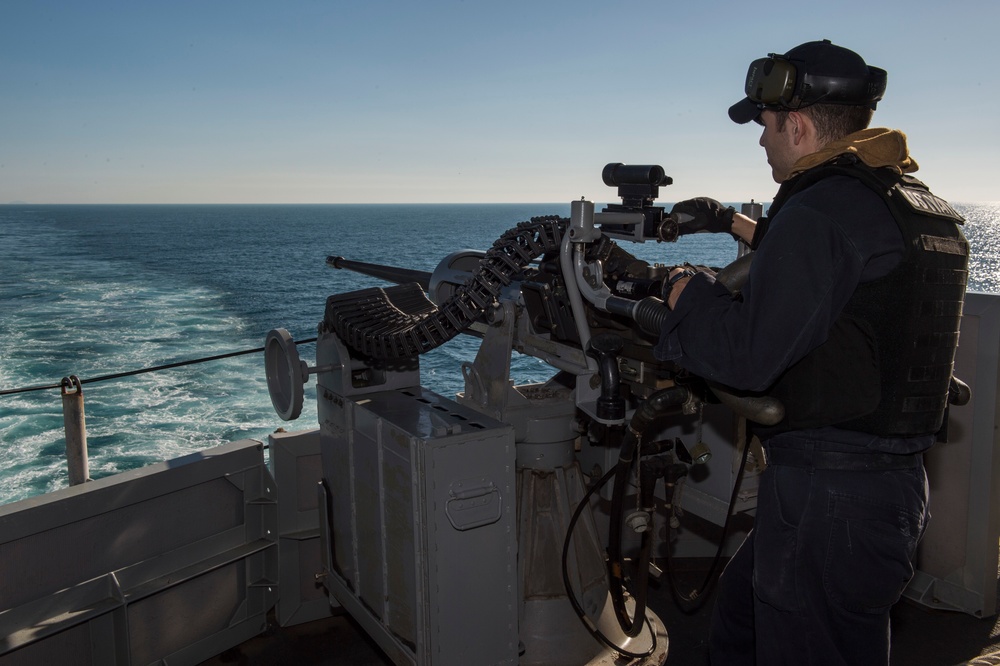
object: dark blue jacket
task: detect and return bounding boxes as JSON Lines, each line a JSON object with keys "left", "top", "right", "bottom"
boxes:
{"left": 654, "top": 168, "right": 962, "bottom": 452}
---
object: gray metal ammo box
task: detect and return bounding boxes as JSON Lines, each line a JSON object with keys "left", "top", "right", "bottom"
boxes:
{"left": 317, "top": 384, "right": 518, "bottom": 666}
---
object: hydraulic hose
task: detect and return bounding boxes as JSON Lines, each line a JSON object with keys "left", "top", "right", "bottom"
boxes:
{"left": 662, "top": 418, "right": 754, "bottom": 613}
{"left": 626, "top": 296, "right": 673, "bottom": 338}
{"left": 607, "top": 385, "right": 692, "bottom": 636}
{"left": 562, "top": 466, "right": 657, "bottom": 660}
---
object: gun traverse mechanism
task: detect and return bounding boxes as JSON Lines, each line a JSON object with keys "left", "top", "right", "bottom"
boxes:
{"left": 266, "top": 164, "right": 775, "bottom": 666}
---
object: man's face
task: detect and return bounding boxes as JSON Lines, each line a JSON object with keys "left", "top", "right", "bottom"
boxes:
{"left": 757, "top": 109, "right": 797, "bottom": 183}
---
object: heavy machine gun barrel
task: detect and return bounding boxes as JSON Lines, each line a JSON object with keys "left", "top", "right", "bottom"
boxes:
{"left": 327, "top": 255, "right": 432, "bottom": 291}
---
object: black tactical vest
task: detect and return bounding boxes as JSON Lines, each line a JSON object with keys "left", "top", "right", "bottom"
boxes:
{"left": 758, "top": 158, "right": 968, "bottom": 436}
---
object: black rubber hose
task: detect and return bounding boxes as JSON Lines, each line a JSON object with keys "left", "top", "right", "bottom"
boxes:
{"left": 608, "top": 438, "right": 640, "bottom": 635}
{"left": 607, "top": 386, "right": 692, "bottom": 635}
{"left": 562, "top": 467, "right": 656, "bottom": 660}
{"left": 662, "top": 425, "right": 753, "bottom": 613}
{"left": 629, "top": 296, "right": 672, "bottom": 338}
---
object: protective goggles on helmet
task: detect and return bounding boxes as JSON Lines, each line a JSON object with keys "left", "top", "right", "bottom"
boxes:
{"left": 743, "top": 53, "right": 887, "bottom": 111}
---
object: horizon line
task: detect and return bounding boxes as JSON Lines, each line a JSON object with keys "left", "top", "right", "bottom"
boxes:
{"left": 5, "top": 199, "right": 997, "bottom": 206}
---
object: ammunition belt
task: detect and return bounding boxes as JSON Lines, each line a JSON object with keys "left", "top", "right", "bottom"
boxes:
{"left": 324, "top": 216, "right": 568, "bottom": 359}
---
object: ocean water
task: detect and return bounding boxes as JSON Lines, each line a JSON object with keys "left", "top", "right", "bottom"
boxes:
{"left": 1, "top": 202, "right": 997, "bottom": 505}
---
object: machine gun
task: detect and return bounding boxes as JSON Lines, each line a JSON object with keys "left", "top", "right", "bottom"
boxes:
{"left": 263, "top": 164, "right": 777, "bottom": 666}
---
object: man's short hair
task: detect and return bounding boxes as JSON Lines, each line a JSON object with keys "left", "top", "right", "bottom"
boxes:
{"left": 805, "top": 104, "right": 874, "bottom": 141}
{"left": 772, "top": 104, "right": 874, "bottom": 142}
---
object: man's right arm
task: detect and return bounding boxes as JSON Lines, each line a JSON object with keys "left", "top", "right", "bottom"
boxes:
{"left": 654, "top": 204, "right": 866, "bottom": 391}
{"left": 730, "top": 212, "right": 756, "bottom": 244}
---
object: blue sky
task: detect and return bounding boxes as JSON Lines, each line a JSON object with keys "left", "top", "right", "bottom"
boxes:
{"left": 2, "top": 0, "right": 997, "bottom": 204}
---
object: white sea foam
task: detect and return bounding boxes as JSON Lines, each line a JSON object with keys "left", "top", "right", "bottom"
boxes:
{"left": 0, "top": 213, "right": 294, "bottom": 503}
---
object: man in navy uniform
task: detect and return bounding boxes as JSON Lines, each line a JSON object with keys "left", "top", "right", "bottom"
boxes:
{"left": 656, "top": 40, "right": 968, "bottom": 665}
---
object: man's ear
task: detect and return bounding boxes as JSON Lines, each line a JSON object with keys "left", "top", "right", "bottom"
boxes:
{"left": 788, "top": 110, "right": 816, "bottom": 147}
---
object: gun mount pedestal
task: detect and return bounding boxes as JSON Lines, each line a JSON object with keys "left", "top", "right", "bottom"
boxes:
{"left": 491, "top": 385, "right": 668, "bottom": 665}
{"left": 458, "top": 311, "right": 667, "bottom": 664}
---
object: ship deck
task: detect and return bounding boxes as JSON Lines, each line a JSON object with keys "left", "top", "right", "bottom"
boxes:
{"left": 200, "top": 554, "right": 1000, "bottom": 666}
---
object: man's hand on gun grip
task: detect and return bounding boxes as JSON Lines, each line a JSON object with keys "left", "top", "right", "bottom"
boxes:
{"left": 671, "top": 198, "right": 736, "bottom": 236}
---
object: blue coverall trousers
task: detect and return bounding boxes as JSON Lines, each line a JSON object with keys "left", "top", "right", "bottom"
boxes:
{"left": 709, "top": 437, "right": 929, "bottom": 666}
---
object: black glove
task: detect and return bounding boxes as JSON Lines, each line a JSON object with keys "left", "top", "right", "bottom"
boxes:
{"left": 671, "top": 198, "right": 736, "bottom": 236}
